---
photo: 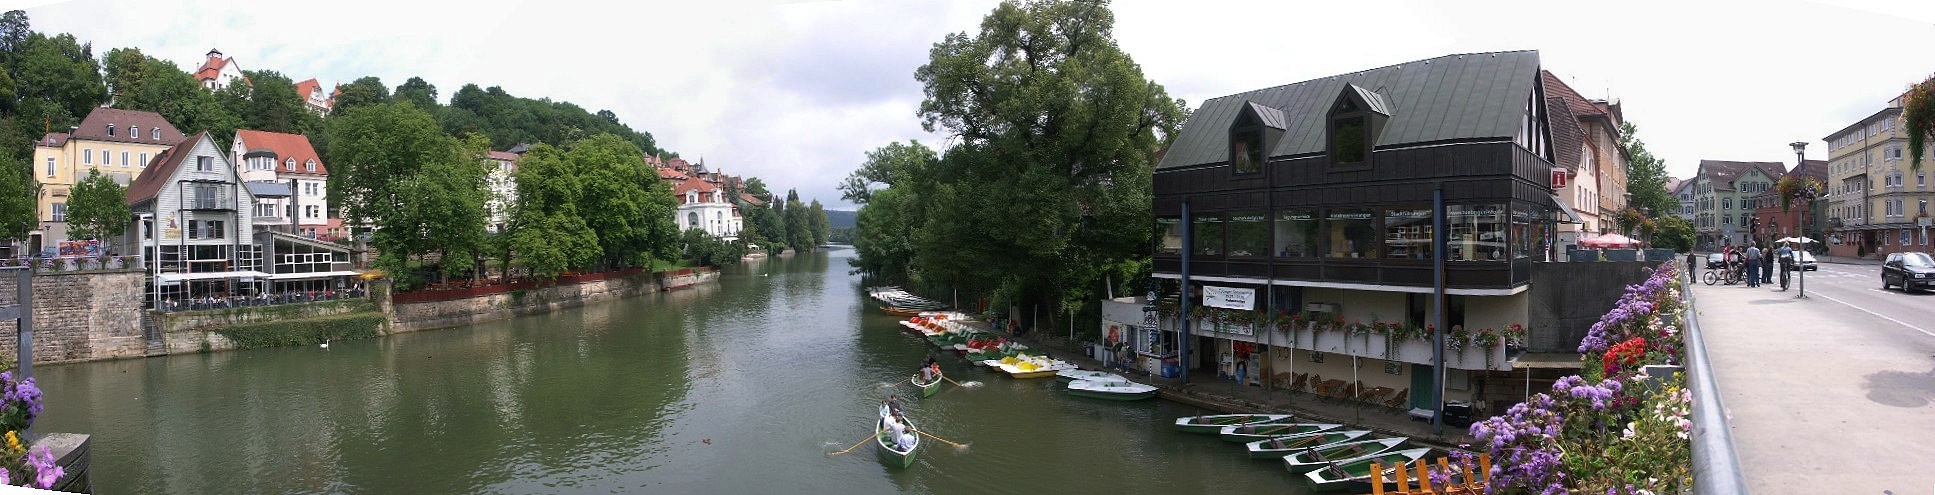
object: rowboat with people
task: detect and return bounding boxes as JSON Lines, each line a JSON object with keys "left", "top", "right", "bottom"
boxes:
{"left": 913, "top": 370, "right": 943, "bottom": 398}
{"left": 875, "top": 415, "right": 920, "bottom": 469}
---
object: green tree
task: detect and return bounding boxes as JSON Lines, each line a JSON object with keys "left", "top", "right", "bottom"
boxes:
{"left": 12, "top": 32, "right": 105, "bottom": 122}
{"left": 0, "top": 152, "right": 37, "bottom": 242}
{"left": 330, "top": 76, "right": 390, "bottom": 116}
{"left": 808, "top": 199, "right": 829, "bottom": 246}
{"left": 870, "top": 0, "right": 1187, "bottom": 322}
{"left": 394, "top": 76, "right": 439, "bottom": 110}
{"left": 851, "top": 186, "right": 917, "bottom": 278}
{"left": 506, "top": 144, "right": 599, "bottom": 278}
{"left": 742, "top": 177, "right": 770, "bottom": 197}
{"left": 783, "top": 189, "right": 811, "bottom": 251}
{"left": 238, "top": 70, "right": 318, "bottom": 135}
{"left": 65, "top": 169, "right": 130, "bottom": 246}
{"left": 568, "top": 133, "right": 662, "bottom": 269}
{"left": 839, "top": 140, "right": 936, "bottom": 204}
{"left": 1618, "top": 121, "right": 1676, "bottom": 219}
{"left": 327, "top": 102, "right": 487, "bottom": 288}
{"left": 1652, "top": 216, "right": 1695, "bottom": 252}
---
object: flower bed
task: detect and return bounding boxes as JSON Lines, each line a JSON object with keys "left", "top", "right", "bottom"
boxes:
{"left": 0, "top": 371, "right": 62, "bottom": 489}
{"left": 1468, "top": 262, "right": 1691, "bottom": 494}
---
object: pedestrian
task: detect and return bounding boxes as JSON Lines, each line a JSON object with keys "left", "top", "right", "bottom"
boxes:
{"left": 1761, "top": 244, "right": 1775, "bottom": 284}
{"left": 1743, "top": 243, "right": 1762, "bottom": 288}
{"left": 1235, "top": 359, "right": 1247, "bottom": 387}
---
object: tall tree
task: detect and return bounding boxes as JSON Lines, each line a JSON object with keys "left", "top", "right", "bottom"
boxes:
{"left": 330, "top": 76, "right": 390, "bottom": 116}
{"left": 64, "top": 169, "right": 129, "bottom": 246}
{"left": 0, "top": 152, "right": 36, "bottom": 242}
{"left": 327, "top": 102, "right": 486, "bottom": 287}
{"left": 839, "top": 140, "right": 936, "bottom": 204}
{"left": 1618, "top": 121, "right": 1675, "bottom": 218}
{"left": 808, "top": 199, "right": 829, "bottom": 246}
{"left": 568, "top": 133, "right": 664, "bottom": 269}
{"left": 13, "top": 32, "right": 105, "bottom": 121}
{"left": 867, "top": 0, "right": 1187, "bottom": 320}
{"left": 783, "top": 189, "right": 811, "bottom": 251}
{"left": 394, "top": 76, "right": 439, "bottom": 110}
{"left": 506, "top": 144, "right": 599, "bottom": 278}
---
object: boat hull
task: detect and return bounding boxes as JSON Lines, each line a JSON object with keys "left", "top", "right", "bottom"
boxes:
{"left": 1218, "top": 423, "right": 1339, "bottom": 443}
{"left": 1245, "top": 430, "right": 1371, "bottom": 459}
{"left": 1282, "top": 438, "right": 1408, "bottom": 473}
{"left": 1173, "top": 414, "right": 1295, "bottom": 434}
{"left": 1066, "top": 380, "right": 1158, "bottom": 401}
{"left": 1300, "top": 448, "right": 1432, "bottom": 492}
{"left": 875, "top": 417, "right": 920, "bottom": 469}
{"left": 916, "top": 373, "right": 943, "bottom": 398}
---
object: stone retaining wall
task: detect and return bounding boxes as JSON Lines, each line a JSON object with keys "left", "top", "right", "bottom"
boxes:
{"left": 158, "top": 301, "right": 378, "bottom": 354}
{"left": 387, "top": 269, "right": 719, "bottom": 333}
{"left": 0, "top": 271, "right": 146, "bottom": 364}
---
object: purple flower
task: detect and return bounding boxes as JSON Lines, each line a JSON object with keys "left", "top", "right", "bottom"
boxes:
{"left": 27, "top": 445, "right": 62, "bottom": 489}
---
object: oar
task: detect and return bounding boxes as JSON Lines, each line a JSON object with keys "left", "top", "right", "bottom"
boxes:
{"left": 917, "top": 430, "right": 968, "bottom": 449}
{"left": 941, "top": 374, "right": 983, "bottom": 388}
{"left": 828, "top": 433, "right": 877, "bottom": 457}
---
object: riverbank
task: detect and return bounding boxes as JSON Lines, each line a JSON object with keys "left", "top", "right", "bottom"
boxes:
{"left": 383, "top": 267, "right": 718, "bottom": 333}
{"left": 957, "top": 319, "right": 1479, "bottom": 451}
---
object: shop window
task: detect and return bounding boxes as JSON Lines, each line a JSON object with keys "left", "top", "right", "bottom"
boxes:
{"left": 1227, "top": 212, "right": 1268, "bottom": 257}
{"left": 1273, "top": 209, "right": 1318, "bottom": 257}
{"left": 1383, "top": 208, "right": 1433, "bottom": 260}
{"left": 1155, "top": 217, "right": 1183, "bottom": 255}
{"left": 1323, "top": 209, "right": 1376, "bottom": 259}
{"left": 1193, "top": 214, "right": 1226, "bottom": 257}
{"left": 1512, "top": 204, "right": 1537, "bottom": 259}
{"left": 1448, "top": 204, "right": 1506, "bottom": 261}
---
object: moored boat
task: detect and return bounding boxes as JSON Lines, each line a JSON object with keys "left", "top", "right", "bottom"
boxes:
{"left": 996, "top": 358, "right": 1075, "bottom": 378}
{"left": 1056, "top": 369, "right": 1126, "bottom": 383}
{"left": 1244, "top": 430, "right": 1371, "bottom": 459}
{"left": 875, "top": 416, "right": 921, "bottom": 469}
{"left": 1173, "top": 414, "right": 1295, "bottom": 434}
{"left": 1066, "top": 379, "right": 1158, "bottom": 401}
{"left": 1218, "top": 422, "right": 1340, "bottom": 443}
{"left": 1282, "top": 437, "right": 1407, "bottom": 473}
{"left": 1300, "top": 448, "right": 1432, "bottom": 492}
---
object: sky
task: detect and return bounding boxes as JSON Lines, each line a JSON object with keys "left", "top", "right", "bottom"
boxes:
{"left": 14, "top": 0, "right": 1935, "bottom": 210}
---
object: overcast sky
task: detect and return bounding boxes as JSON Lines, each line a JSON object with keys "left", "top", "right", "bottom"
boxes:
{"left": 17, "top": 0, "right": 1935, "bottom": 209}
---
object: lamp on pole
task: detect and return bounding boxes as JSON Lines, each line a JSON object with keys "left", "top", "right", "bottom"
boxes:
{"left": 1790, "top": 141, "right": 1809, "bottom": 298}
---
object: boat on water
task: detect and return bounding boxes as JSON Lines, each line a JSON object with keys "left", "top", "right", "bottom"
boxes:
{"left": 913, "top": 371, "right": 944, "bottom": 398}
{"left": 1066, "top": 379, "right": 1158, "bottom": 401}
{"left": 1244, "top": 430, "right": 1372, "bottom": 459}
{"left": 1300, "top": 447, "right": 1433, "bottom": 492}
{"left": 1173, "top": 414, "right": 1295, "bottom": 434}
{"left": 875, "top": 416, "right": 921, "bottom": 469}
{"left": 1282, "top": 437, "right": 1408, "bottom": 473}
{"left": 1056, "top": 369, "right": 1126, "bottom": 383}
{"left": 1218, "top": 422, "right": 1340, "bottom": 443}
{"left": 995, "top": 358, "right": 1075, "bottom": 378}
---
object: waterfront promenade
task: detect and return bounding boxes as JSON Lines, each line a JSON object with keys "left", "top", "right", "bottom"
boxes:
{"left": 1691, "top": 260, "right": 1935, "bottom": 494}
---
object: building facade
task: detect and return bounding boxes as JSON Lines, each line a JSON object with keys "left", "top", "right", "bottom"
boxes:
{"left": 193, "top": 48, "right": 247, "bottom": 91}
{"left": 127, "top": 132, "right": 263, "bottom": 304}
{"left": 230, "top": 130, "right": 333, "bottom": 240}
{"left": 1672, "top": 178, "right": 1696, "bottom": 224}
{"left": 485, "top": 150, "right": 519, "bottom": 233}
{"left": 30, "top": 108, "right": 186, "bottom": 250}
{"left": 295, "top": 78, "right": 333, "bottom": 116}
{"left": 1751, "top": 160, "right": 1827, "bottom": 244}
{"left": 1690, "top": 160, "right": 1785, "bottom": 249}
{"left": 1150, "top": 51, "right": 1567, "bottom": 410}
{"left": 654, "top": 156, "right": 745, "bottom": 240}
{"left": 1542, "top": 71, "right": 1627, "bottom": 226}
{"left": 1823, "top": 97, "right": 1931, "bottom": 257}
{"left": 1547, "top": 91, "right": 1600, "bottom": 253}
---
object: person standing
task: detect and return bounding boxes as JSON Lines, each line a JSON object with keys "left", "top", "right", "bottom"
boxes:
{"left": 1743, "top": 244, "right": 1762, "bottom": 288}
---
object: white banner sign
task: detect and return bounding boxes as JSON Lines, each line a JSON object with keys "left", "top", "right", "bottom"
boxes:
{"left": 1201, "top": 286, "right": 1255, "bottom": 310}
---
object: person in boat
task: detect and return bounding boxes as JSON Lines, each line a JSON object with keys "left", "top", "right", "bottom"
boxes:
{"left": 878, "top": 398, "right": 892, "bottom": 418}
{"left": 884, "top": 412, "right": 905, "bottom": 440}
{"left": 888, "top": 394, "right": 903, "bottom": 417}
{"left": 929, "top": 362, "right": 942, "bottom": 382}
{"left": 896, "top": 424, "right": 917, "bottom": 451}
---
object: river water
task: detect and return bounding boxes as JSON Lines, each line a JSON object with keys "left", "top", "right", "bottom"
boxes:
{"left": 37, "top": 249, "right": 1312, "bottom": 494}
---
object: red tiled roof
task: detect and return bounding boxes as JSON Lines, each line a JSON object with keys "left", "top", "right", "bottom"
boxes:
{"left": 235, "top": 129, "right": 327, "bottom": 176}
{"left": 37, "top": 133, "right": 69, "bottom": 148}
{"left": 486, "top": 150, "right": 519, "bottom": 161}
{"left": 1541, "top": 70, "right": 1604, "bottom": 119}
{"left": 128, "top": 132, "right": 207, "bottom": 205}
{"left": 194, "top": 55, "right": 229, "bottom": 82}
{"left": 1545, "top": 96, "right": 1586, "bottom": 171}
{"left": 71, "top": 108, "right": 185, "bottom": 145}
{"left": 295, "top": 78, "right": 322, "bottom": 100}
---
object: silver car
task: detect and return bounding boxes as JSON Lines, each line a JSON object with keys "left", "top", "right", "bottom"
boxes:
{"left": 1783, "top": 250, "right": 1818, "bottom": 271}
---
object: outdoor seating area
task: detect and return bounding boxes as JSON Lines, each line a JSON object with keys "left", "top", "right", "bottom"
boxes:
{"left": 157, "top": 286, "right": 367, "bottom": 312}
{"left": 1271, "top": 372, "right": 1414, "bottom": 412}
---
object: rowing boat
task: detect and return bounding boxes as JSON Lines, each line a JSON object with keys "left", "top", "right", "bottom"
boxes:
{"left": 1218, "top": 422, "right": 1340, "bottom": 443}
{"left": 1172, "top": 414, "right": 1295, "bottom": 434}
{"left": 1243, "top": 430, "right": 1371, "bottom": 459}
{"left": 914, "top": 371, "right": 944, "bottom": 398}
{"left": 1066, "top": 379, "right": 1158, "bottom": 401}
{"left": 1282, "top": 437, "right": 1407, "bottom": 473}
{"left": 1301, "top": 448, "right": 1432, "bottom": 492}
{"left": 1056, "top": 369, "right": 1127, "bottom": 383}
{"left": 875, "top": 416, "right": 920, "bottom": 469}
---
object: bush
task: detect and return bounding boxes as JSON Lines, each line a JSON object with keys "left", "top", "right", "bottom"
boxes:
{"left": 214, "top": 312, "right": 386, "bottom": 351}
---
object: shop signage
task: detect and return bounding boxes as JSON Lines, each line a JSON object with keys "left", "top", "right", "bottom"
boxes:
{"left": 1202, "top": 285, "right": 1254, "bottom": 310}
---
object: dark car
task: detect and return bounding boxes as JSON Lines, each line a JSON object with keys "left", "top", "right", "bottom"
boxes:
{"left": 1881, "top": 252, "right": 1935, "bottom": 292}
{"left": 1706, "top": 253, "right": 1726, "bottom": 269}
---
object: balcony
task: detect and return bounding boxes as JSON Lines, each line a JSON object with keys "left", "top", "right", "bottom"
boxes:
{"left": 180, "top": 188, "right": 237, "bottom": 211}
{"left": 1164, "top": 316, "right": 1510, "bottom": 371}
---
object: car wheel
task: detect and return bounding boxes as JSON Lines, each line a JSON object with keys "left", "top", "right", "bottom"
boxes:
{"left": 1883, "top": 277, "right": 1891, "bottom": 290}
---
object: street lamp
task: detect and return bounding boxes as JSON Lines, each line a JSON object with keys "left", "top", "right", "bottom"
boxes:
{"left": 1791, "top": 141, "right": 1809, "bottom": 298}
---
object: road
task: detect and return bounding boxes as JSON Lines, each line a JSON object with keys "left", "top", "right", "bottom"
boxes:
{"left": 1689, "top": 259, "right": 1935, "bottom": 494}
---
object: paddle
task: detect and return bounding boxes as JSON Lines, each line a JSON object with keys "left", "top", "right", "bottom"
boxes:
{"left": 941, "top": 375, "right": 983, "bottom": 389}
{"left": 917, "top": 430, "right": 969, "bottom": 449}
{"left": 828, "top": 433, "right": 877, "bottom": 457}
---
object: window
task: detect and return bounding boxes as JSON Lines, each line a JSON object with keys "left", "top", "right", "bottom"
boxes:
{"left": 305, "top": 160, "right": 316, "bottom": 173}
{"left": 131, "top": 126, "right": 138, "bottom": 138}
{"left": 50, "top": 203, "right": 65, "bottom": 222}
{"left": 1722, "top": 198, "right": 1731, "bottom": 210}
{"left": 190, "top": 184, "right": 221, "bottom": 209}
{"left": 1323, "top": 209, "right": 1376, "bottom": 259}
{"left": 1155, "top": 217, "right": 1184, "bottom": 254}
{"left": 1226, "top": 212, "right": 1268, "bottom": 257}
{"left": 107, "top": 124, "right": 115, "bottom": 136}
{"left": 139, "top": 153, "right": 147, "bottom": 167}
{"left": 1903, "top": 230, "right": 1912, "bottom": 246}
{"left": 1331, "top": 115, "right": 1368, "bottom": 165}
{"left": 306, "top": 205, "right": 320, "bottom": 219}
{"left": 121, "top": 151, "right": 129, "bottom": 167}
{"left": 83, "top": 148, "right": 92, "bottom": 164}
{"left": 1192, "top": 214, "right": 1225, "bottom": 257}
{"left": 44, "top": 158, "right": 54, "bottom": 177}
{"left": 1383, "top": 208, "right": 1433, "bottom": 259}
{"left": 1230, "top": 128, "right": 1263, "bottom": 174}
{"left": 152, "top": 128, "right": 161, "bottom": 140}
{"left": 285, "top": 158, "right": 295, "bottom": 170}
{"left": 1448, "top": 204, "right": 1507, "bottom": 261}
{"left": 102, "top": 150, "right": 109, "bottom": 165}
{"left": 196, "top": 156, "right": 213, "bottom": 172}
{"left": 1273, "top": 210, "right": 1318, "bottom": 257}
{"left": 1920, "top": 173, "right": 1926, "bottom": 187}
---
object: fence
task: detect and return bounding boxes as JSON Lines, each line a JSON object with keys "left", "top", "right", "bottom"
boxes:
{"left": 157, "top": 288, "right": 369, "bottom": 313}
{"left": 389, "top": 267, "right": 672, "bottom": 305}
{"left": 1681, "top": 264, "right": 1748, "bottom": 494}
{"left": 0, "top": 255, "right": 146, "bottom": 273}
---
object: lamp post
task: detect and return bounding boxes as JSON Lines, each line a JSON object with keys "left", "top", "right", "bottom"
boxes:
{"left": 1791, "top": 141, "right": 1809, "bottom": 298}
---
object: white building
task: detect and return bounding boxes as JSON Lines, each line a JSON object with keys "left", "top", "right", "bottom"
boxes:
{"left": 230, "top": 130, "right": 334, "bottom": 240}
{"left": 295, "top": 78, "right": 333, "bottom": 116}
{"left": 193, "top": 48, "right": 247, "bottom": 91}
{"left": 128, "top": 131, "right": 263, "bottom": 302}
{"left": 485, "top": 150, "right": 518, "bottom": 233}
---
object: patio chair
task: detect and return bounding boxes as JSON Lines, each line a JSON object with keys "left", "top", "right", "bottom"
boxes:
{"left": 1382, "top": 388, "right": 1410, "bottom": 409}
{"left": 1289, "top": 372, "right": 1309, "bottom": 392}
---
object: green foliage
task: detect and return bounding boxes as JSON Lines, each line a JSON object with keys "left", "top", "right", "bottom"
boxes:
{"left": 783, "top": 190, "right": 812, "bottom": 251}
{"left": 331, "top": 76, "right": 390, "bottom": 116}
{"left": 808, "top": 199, "right": 829, "bottom": 246}
{"left": 1652, "top": 216, "right": 1694, "bottom": 252}
{"left": 101, "top": 48, "right": 240, "bottom": 141}
{"left": 394, "top": 76, "right": 439, "bottom": 110}
{"left": 839, "top": 140, "right": 936, "bottom": 204}
{"left": 446, "top": 83, "right": 660, "bottom": 155}
{"left": 237, "top": 70, "right": 322, "bottom": 136}
{"left": 680, "top": 228, "right": 746, "bottom": 267}
{"left": 857, "top": 0, "right": 1187, "bottom": 316}
{"left": 1618, "top": 121, "right": 1676, "bottom": 219}
{"left": 569, "top": 134, "right": 662, "bottom": 268}
{"left": 506, "top": 144, "right": 599, "bottom": 278}
{"left": 213, "top": 311, "right": 386, "bottom": 351}
{"left": 327, "top": 102, "right": 490, "bottom": 287}
{"left": 65, "top": 169, "right": 129, "bottom": 243}
{"left": 1907, "top": 76, "right": 1934, "bottom": 172}
{"left": 12, "top": 31, "right": 105, "bottom": 123}
{"left": 0, "top": 152, "right": 33, "bottom": 240}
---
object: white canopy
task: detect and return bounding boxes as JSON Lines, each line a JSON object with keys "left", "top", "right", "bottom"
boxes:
{"left": 264, "top": 270, "right": 363, "bottom": 281}
{"left": 156, "top": 271, "right": 272, "bottom": 283}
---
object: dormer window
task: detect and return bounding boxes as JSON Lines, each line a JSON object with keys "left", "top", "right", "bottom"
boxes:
{"left": 152, "top": 128, "right": 161, "bottom": 140}
{"left": 1327, "top": 84, "right": 1390, "bottom": 169}
{"left": 107, "top": 124, "right": 116, "bottom": 137}
{"left": 286, "top": 158, "right": 296, "bottom": 170}
{"left": 131, "top": 126, "right": 139, "bottom": 138}
{"left": 1228, "top": 102, "right": 1284, "bottom": 175}
{"left": 306, "top": 160, "right": 316, "bottom": 172}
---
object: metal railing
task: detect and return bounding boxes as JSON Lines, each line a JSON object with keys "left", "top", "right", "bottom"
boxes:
{"left": 155, "top": 289, "right": 369, "bottom": 313}
{"left": 1682, "top": 264, "right": 1748, "bottom": 494}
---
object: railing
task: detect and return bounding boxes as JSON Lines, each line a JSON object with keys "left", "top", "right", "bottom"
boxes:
{"left": 1682, "top": 264, "right": 1748, "bottom": 494}
{"left": 0, "top": 256, "right": 147, "bottom": 273}
{"left": 156, "top": 289, "right": 368, "bottom": 313}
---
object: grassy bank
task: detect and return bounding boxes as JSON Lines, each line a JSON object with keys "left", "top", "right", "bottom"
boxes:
{"left": 213, "top": 311, "right": 388, "bottom": 351}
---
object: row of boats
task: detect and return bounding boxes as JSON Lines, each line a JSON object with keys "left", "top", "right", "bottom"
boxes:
{"left": 1173, "top": 414, "right": 1466, "bottom": 492}
{"left": 868, "top": 286, "right": 948, "bottom": 315}
{"left": 896, "top": 310, "right": 1159, "bottom": 400}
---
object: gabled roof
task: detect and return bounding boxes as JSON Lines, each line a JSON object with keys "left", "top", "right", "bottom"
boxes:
{"left": 1791, "top": 159, "right": 1828, "bottom": 181}
{"left": 1540, "top": 70, "right": 1604, "bottom": 119}
{"left": 71, "top": 108, "right": 185, "bottom": 145}
{"left": 485, "top": 150, "right": 519, "bottom": 162}
{"left": 128, "top": 132, "right": 208, "bottom": 205}
{"left": 37, "top": 133, "right": 69, "bottom": 148}
{"left": 1696, "top": 160, "right": 1787, "bottom": 192}
{"left": 235, "top": 129, "right": 327, "bottom": 175}
{"left": 1344, "top": 84, "right": 1392, "bottom": 116}
{"left": 295, "top": 78, "right": 326, "bottom": 102}
{"left": 1242, "top": 101, "right": 1287, "bottom": 129}
{"left": 1158, "top": 51, "right": 1541, "bottom": 169}
{"left": 1545, "top": 97, "right": 1586, "bottom": 172}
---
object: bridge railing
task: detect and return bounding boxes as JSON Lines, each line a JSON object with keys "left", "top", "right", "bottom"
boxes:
{"left": 1682, "top": 263, "right": 1748, "bottom": 494}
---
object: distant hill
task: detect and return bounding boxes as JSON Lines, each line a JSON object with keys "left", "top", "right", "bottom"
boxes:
{"left": 827, "top": 210, "right": 857, "bottom": 229}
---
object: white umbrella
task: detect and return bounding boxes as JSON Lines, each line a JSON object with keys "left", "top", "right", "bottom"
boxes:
{"left": 1774, "top": 236, "right": 1816, "bottom": 244}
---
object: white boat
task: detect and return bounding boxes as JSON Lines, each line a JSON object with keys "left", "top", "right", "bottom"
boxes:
{"left": 1056, "top": 369, "right": 1127, "bottom": 383}
{"left": 1282, "top": 437, "right": 1408, "bottom": 473}
{"left": 1066, "top": 379, "right": 1158, "bottom": 400}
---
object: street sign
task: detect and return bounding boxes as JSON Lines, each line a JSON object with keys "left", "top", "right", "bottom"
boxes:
{"left": 1551, "top": 168, "right": 1568, "bottom": 189}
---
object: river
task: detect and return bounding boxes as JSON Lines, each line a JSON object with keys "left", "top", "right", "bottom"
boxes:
{"left": 36, "top": 248, "right": 1313, "bottom": 494}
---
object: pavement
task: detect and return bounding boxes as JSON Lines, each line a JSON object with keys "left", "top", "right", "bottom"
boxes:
{"left": 1688, "top": 261, "right": 1935, "bottom": 494}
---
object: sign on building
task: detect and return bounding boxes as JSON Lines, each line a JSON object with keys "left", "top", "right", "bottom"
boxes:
{"left": 1201, "top": 285, "right": 1254, "bottom": 310}
{"left": 1551, "top": 168, "right": 1568, "bottom": 189}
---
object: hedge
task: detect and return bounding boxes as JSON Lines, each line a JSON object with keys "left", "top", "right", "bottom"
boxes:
{"left": 213, "top": 312, "right": 387, "bottom": 351}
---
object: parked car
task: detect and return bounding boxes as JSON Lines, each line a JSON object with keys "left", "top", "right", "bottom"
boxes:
{"left": 1881, "top": 252, "right": 1935, "bottom": 292}
{"left": 1783, "top": 250, "right": 1818, "bottom": 271}
{"left": 1705, "top": 253, "right": 1726, "bottom": 269}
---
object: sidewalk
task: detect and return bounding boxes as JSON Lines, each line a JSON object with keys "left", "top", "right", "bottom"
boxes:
{"left": 970, "top": 321, "right": 1477, "bottom": 451}
{"left": 1689, "top": 274, "right": 1935, "bottom": 493}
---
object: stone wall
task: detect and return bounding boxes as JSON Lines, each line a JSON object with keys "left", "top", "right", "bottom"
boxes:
{"left": 158, "top": 300, "right": 376, "bottom": 354}
{"left": 387, "top": 270, "right": 719, "bottom": 333}
{"left": 1527, "top": 261, "right": 1664, "bottom": 353}
{"left": 0, "top": 270, "right": 146, "bottom": 364}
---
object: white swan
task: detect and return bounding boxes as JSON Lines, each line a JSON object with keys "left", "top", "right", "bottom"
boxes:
{"left": 320, "top": 339, "right": 330, "bottom": 349}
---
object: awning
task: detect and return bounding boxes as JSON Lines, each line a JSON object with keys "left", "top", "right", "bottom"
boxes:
{"left": 156, "top": 271, "right": 273, "bottom": 283}
{"left": 265, "top": 270, "right": 363, "bottom": 281}
{"left": 1549, "top": 194, "right": 1585, "bottom": 224}
{"left": 1511, "top": 352, "right": 1583, "bottom": 369}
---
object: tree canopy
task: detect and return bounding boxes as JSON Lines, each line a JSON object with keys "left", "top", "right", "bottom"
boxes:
{"left": 1618, "top": 121, "right": 1676, "bottom": 219}
{"left": 65, "top": 169, "right": 129, "bottom": 244}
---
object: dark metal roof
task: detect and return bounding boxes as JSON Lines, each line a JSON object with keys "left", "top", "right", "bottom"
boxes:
{"left": 1346, "top": 84, "right": 1392, "bottom": 116}
{"left": 243, "top": 148, "right": 278, "bottom": 159}
{"left": 1244, "top": 101, "right": 1287, "bottom": 129}
{"left": 245, "top": 181, "right": 292, "bottom": 197}
{"left": 1157, "top": 51, "right": 1541, "bottom": 170}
